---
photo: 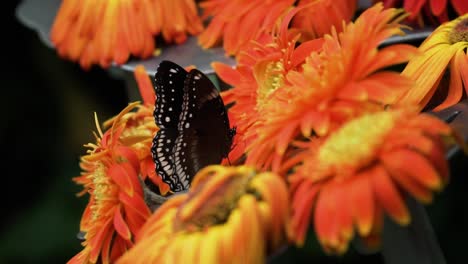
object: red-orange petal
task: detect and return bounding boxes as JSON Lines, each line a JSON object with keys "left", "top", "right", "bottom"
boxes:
{"left": 89, "top": 218, "right": 113, "bottom": 263}
{"left": 452, "top": 0, "right": 468, "bottom": 15}
{"left": 114, "top": 206, "right": 132, "bottom": 240}
{"left": 119, "top": 191, "right": 151, "bottom": 219}
{"left": 381, "top": 153, "right": 434, "bottom": 203}
{"left": 100, "top": 223, "right": 114, "bottom": 264}
{"left": 372, "top": 165, "right": 410, "bottom": 225}
{"left": 212, "top": 62, "right": 242, "bottom": 85}
{"left": 108, "top": 163, "right": 135, "bottom": 196}
{"left": 134, "top": 65, "right": 156, "bottom": 105}
{"left": 349, "top": 174, "right": 374, "bottom": 236}
{"left": 292, "top": 182, "right": 319, "bottom": 245}
{"left": 383, "top": 149, "right": 442, "bottom": 190}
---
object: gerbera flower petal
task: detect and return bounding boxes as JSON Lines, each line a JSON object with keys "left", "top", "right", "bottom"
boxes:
{"left": 385, "top": 149, "right": 442, "bottom": 189}
{"left": 114, "top": 207, "right": 132, "bottom": 240}
{"left": 372, "top": 165, "right": 410, "bottom": 225}
{"left": 292, "top": 0, "right": 357, "bottom": 41}
{"left": 382, "top": 155, "right": 434, "bottom": 203}
{"left": 399, "top": 14, "right": 468, "bottom": 110}
{"left": 350, "top": 173, "right": 375, "bottom": 236}
{"left": 199, "top": 0, "right": 295, "bottom": 56}
{"left": 452, "top": 0, "right": 468, "bottom": 15}
{"left": 134, "top": 65, "right": 156, "bottom": 105}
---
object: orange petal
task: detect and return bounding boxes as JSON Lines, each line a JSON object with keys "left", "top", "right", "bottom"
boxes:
{"left": 314, "top": 185, "right": 336, "bottom": 245}
{"left": 291, "top": 38, "right": 324, "bottom": 68}
{"left": 291, "top": 181, "right": 319, "bottom": 246}
{"left": 89, "top": 218, "right": 113, "bottom": 263}
{"left": 114, "top": 206, "right": 132, "bottom": 240}
{"left": 433, "top": 52, "right": 464, "bottom": 110}
{"left": 383, "top": 149, "right": 442, "bottom": 190}
{"left": 372, "top": 165, "right": 410, "bottom": 225}
{"left": 334, "top": 181, "right": 353, "bottom": 241}
{"left": 134, "top": 65, "right": 156, "bottom": 105}
{"left": 119, "top": 191, "right": 151, "bottom": 219}
{"left": 114, "top": 146, "right": 140, "bottom": 173}
{"left": 349, "top": 174, "right": 374, "bottom": 236}
{"left": 212, "top": 62, "right": 241, "bottom": 85}
{"left": 382, "top": 152, "right": 433, "bottom": 203}
{"left": 100, "top": 226, "right": 114, "bottom": 264}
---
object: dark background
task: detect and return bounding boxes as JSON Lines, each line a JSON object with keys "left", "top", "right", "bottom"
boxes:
{"left": 2, "top": 1, "right": 467, "bottom": 263}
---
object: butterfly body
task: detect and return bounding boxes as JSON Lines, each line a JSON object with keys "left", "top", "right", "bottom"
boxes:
{"left": 151, "top": 61, "right": 235, "bottom": 192}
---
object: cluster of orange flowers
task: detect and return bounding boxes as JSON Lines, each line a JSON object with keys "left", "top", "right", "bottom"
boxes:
{"left": 63, "top": 1, "right": 468, "bottom": 264}
{"left": 51, "top": 0, "right": 358, "bottom": 68}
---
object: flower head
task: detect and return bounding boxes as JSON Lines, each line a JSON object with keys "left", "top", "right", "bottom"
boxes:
{"left": 213, "top": 7, "right": 325, "bottom": 164}
{"left": 398, "top": 14, "right": 468, "bottom": 111}
{"left": 245, "top": 3, "right": 417, "bottom": 172}
{"left": 198, "top": 0, "right": 295, "bottom": 57}
{"left": 289, "top": 108, "right": 459, "bottom": 254}
{"left": 116, "top": 165, "right": 289, "bottom": 263}
{"left": 51, "top": 0, "right": 203, "bottom": 69}
{"left": 69, "top": 104, "right": 152, "bottom": 264}
{"left": 69, "top": 65, "right": 170, "bottom": 263}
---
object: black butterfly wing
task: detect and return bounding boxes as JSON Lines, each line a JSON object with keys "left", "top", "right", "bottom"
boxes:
{"left": 151, "top": 61, "right": 187, "bottom": 191}
{"left": 172, "top": 69, "right": 233, "bottom": 190}
{"left": 153, "top": 60, "right": 187, "bottom": 129}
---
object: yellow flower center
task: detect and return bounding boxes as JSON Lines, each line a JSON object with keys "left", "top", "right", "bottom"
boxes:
{"left": 317, "top": 111, "right": 397, "bottom": 177}
{"left": 89, "top": 163, "right": 117, "bottom": 222}
{"left": 175, "top": 169, "right": 253, "bottom": 231}
{"left": 449, "top": 17, "right": 468, "bottom": 44}
{"left": 256, "top": 61, "right": 285, "bottom": 109}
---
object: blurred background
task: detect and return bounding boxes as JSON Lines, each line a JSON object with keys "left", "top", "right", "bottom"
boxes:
{"left": 2, "top": 1, "right": 467, "bottom": 263}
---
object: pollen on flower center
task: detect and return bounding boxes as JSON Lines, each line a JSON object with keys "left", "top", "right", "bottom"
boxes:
{"left": 449, "top": 18, "right": 468, "bottom": 44}
{"left": 175, "top": 172, "right": 252, "bottom": 231}
{"left": 318, "top": 111, "right": 397, "bottom": 175}
{"left": 257, "top": 61, "right": 285, "bottom": 108}
{"left": 89, "top": 164, "right": 115, "bottom": 221}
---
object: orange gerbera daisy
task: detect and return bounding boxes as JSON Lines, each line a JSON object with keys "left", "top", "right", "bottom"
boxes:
{"left": 198, "top": 0, "right": 295, "bottom": 57}
{"left": 116, "top": 165, "right": 289, "bottom": 263}
{"left": 289, "top": 108, "right": 461, "bottom": 254}
{"left": 398, "top": 14, "right": 468, "bottom": 111}
{"left": 379, "top": 0, "right": 468, "bottom": 25}
{"left": 69, "top": 104, "right": 151, "bottom": 264}
{"left": 213, "top": 8, "right": 324, "bottom": 162}
{"left": 69, "top": 65, "right": 170, "bottom": 263}
{"left": 50, "top": 0, "right": 203, "bottom": 69}
{"left": 246, "top": 3, "right": 417, "bottom": 172}
{"left": 292, "top": 0, "right": 358, "bottom": 41}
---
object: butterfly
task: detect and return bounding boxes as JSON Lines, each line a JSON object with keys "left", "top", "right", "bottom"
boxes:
{"left": 151, "top": 60, "right": 235, "bottom": 192}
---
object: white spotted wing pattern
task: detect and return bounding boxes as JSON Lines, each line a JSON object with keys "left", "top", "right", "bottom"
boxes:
{"left": 151, "top": 61, "right": 187, "bottom": 192}
{"left": 151, "top": 61, "right": 235, "bottom": 192}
